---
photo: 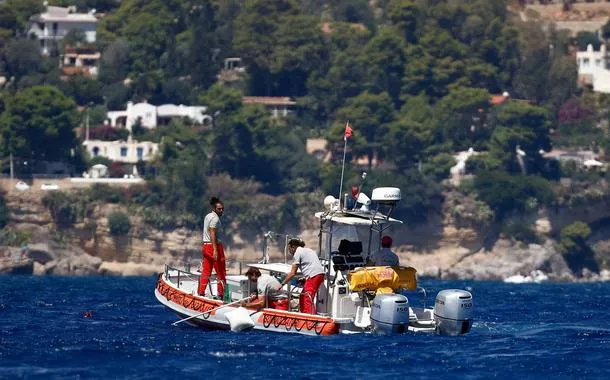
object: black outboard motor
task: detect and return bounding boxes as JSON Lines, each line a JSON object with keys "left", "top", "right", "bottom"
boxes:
{"left": 434, "top": 289, "right": 473, "bottom": 335}
{"left": 370, "top": 294, "right": 410, "bottom": 335}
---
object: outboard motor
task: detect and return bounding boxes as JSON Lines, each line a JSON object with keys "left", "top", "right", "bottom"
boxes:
{"left": 434, "top": 289, "right": 473, "bottom": 335}
{"left": 370, "top": 294, "right": 410, "bottom": 335}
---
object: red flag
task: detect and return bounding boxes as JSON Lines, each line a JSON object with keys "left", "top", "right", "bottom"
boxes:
{"left": 344, "top": 122, "right": 353, "bottom": 140}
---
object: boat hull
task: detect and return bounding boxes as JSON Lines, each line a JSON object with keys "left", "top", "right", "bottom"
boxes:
{"left": 155, "top": 274, "right": 340, "bottom": 336}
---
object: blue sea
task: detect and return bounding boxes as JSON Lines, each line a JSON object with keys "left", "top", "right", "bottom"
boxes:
{"left": 1, "top": 276, "right": 609, "bottom": 380}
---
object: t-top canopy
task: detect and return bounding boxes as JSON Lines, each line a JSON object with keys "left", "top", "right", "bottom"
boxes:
{"left": 315, "top": 210, "right": 403, "bottom": 226}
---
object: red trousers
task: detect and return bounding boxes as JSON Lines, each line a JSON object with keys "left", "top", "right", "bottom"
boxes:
{"left": 198, "top": 242, "right": 226, "bottom": 298}
{"left": 299, "top": 274, "right": 324, "bottom": 314}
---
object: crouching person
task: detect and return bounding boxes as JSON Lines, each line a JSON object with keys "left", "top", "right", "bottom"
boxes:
{"left": 242, "top": 267, "right": 288, "bottom": 310}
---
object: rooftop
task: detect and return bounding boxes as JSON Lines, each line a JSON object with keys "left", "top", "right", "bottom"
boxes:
{"left": 242, "top": 96, "right": 297, "bottom": 106}
{"left": 30, "top": 6, "right": 98, "bottom": 23}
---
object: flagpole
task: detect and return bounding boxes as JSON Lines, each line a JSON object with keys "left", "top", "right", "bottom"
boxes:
{"left": 338, "top": 121, "right": 349, "bottom": 210}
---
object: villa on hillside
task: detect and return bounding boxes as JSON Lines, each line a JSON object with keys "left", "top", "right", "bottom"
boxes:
{"left": 60, "top": 45, "right": 100, "bottom": 77}
{"left": 242, "top": 96, "right": 297, "bottom": 118}
{"left": 82, "top": 138, "right": 158, "bottom": 164}
{"left": 577, "top": 44, "right": 610, "bottom": 93}
{"left": 27, "top": 6, "right": 98, "bottom": 55}
{"left": 106, "top": 101, "right": 211, "bottom": 131}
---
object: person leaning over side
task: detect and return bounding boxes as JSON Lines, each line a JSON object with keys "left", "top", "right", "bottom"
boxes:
{"left": 281, "top": 239, "right": 325, "bottom": 314}
{"left": 367, "top": 235, "right": 400, "bottom": 267}
{"left": 198, "top": 197, "right": 227, "bottom": 299}
{"left": 241, "top": 267, "right": 286, "bottom": 310}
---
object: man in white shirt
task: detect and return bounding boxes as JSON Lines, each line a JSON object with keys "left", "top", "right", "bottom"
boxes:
{"left": 368, "top": 235, "right": 400, "bottom": 267}
{"left": 198, "top": 197, "right": 227, "bottom": 298}
{"left": 242, "top": 267, "right": 287, "bottom": 310}
{"left": 281, "top": 239, "right": 325, "bottom": 314}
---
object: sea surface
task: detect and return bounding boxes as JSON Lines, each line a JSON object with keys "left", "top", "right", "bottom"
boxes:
{"left": 1, "top": 276, "right": 609, "bottom": 379}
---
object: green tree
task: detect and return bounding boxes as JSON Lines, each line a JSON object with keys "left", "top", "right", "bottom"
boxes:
{"left": 363, "top": 27, "right": 407, "bottom": 106}
{"left": 488, "top": 102, "right": 551, "bottom": 174}
{"left": 1, "top": 39, "right": 48, "bottom": 81}
{"left": 0, "top": 190, "right": 8, "bottom": 228}
{"left": 333, "top": 91, "right": 395, "bottom": 168}
{"left": 199, "top": 83, "right": 243, "bottom": 117}
{"left": 59, "top": 76, "right": 104, "bottom": 106}
{"left": 0, "top": 0, "right": 44, "bottom": 31}
{"left": 152, "top": 120, "right": 208, "bottom": 215}
{"left": 235, "top": 0, "right": 323, "bottom": 96}
{"left": 575, "top": 31, "right": 601, "bottom": 51}
{"left": 559, "top": 221, "right": 598, "bottom": 275}
{"left": 108, "top": 210, "right": 131, "bottom": 236}
{"left": 189, "top": 1, "right": 220, "bottom": 88}
{"left": 272, "top": 15, "right": 328, "bottom": 96}
{"left": 382, "top": 118, "right": 433, "bottom": 171}
{"left": 0, "top": 86, "right": 79, "bottom": 162}
{"left": 473, "top": 171, "right": 554, "bottom": 219}
{"left": 387, "top": 0, "right": 419, "bottom": 43}
{"left": 42, "top": 192, "right": 76, "bottom": 229}
{"left": 305, "top": 24, "right": 369, "bottom": 120}
{"left": 436, "top": 87, "right": 491, "bottom": 150}
{"left": 98, "top": 40, "right": 130, "bottom": 84}
{"left": 330, "top": 0, "right": 376, "bottom": 32}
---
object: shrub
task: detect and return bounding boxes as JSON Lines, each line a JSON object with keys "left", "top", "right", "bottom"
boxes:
{"left": 0, "top": 191, "right": 8, "bottom": 228}
{"left": 473, "top": 171, "right": 555, "bottom": 219}
{"left": 89, "top": 156, "right": 112, "bottom": 167}
{"left": 0, "top": 227, "right": 31, "bottom": 246}
{"left": 423, "top": 153, "right": 456, "bottom": 181}
{"left": 559, "top": 221, "right": 598, "bottom": 275}
{"left": 88, "top": 184, "right": 123, "bottom": 203}
{"left": 42, "top": 192, "right": 76, "bottom": 229}
{"left": 108, "top": 211, "right": 131, "bottom": 236}
{"left": 142, "top": 208, "right": 177, "bottom": 231}
{"left": 502, "top": 221, "right": 542, "bottom": 244}
{"left": 88, "top": 125, "right": 129, "bottom": 141}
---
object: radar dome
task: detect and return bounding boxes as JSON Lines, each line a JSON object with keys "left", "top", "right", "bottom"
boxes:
{"left": 324, "top": 195, "right": 337, "bottom": 210}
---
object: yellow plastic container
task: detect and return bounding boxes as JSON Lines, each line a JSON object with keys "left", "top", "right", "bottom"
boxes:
{"left": 348, "top": 266, "right": 417, "bottom": 292}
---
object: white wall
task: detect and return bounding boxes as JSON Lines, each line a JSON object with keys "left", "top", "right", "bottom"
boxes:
{"left": 577, "top": 44, "right": 610, "bottom": 93}
{"left": 83, "top": 140, "right": 159, "bottom": 164}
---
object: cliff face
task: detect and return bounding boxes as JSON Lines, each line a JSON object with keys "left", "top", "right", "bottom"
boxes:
{"left": 2, "top": 190, "right": 610, "bottom": 281}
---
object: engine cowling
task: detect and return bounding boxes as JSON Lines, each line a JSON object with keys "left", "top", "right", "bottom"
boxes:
{"left": 370, "top": 294, "right": 410, "bottom": 335}
{"left": 434, "top": 289, "right": 473, "bottom": 335}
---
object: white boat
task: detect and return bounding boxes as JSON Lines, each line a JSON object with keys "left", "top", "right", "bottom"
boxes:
{"left": 504, "top": 270, "right": 549, "bottom": 284}
{"left": 155, "top": 187, "right": 474, "bottom": 336}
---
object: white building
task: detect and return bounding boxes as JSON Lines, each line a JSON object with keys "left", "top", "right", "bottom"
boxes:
{"left": 82, "top": 139, "right": 158, "bottom": 164}
{"left": 27, "top": 6, "right": 98, "bottom": 55}
{"left": 106, "top": 101, "right": 211, "bottom": 131}
{"left": 61, "top": 46, "right": 100, "bottom": 77}
{"left": 576, "top": 44, "right": 610, "bottom": 93}
{"left": 242, "top": 96, "right": 297, "bottom": 118}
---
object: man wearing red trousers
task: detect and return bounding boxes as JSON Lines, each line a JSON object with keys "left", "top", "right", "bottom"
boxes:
{"left": 198, "top": 197, "right": 226, "bottom": 299}
{"left": 281, "top": 239, "right": 325, "bottom": 314}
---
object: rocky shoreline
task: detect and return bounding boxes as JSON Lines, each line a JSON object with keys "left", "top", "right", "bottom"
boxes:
{"left": 1, "top": 191, "right": 610, "bottom": 282}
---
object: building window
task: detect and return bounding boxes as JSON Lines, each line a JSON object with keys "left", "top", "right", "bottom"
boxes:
{"left": 584, "top": 58, "right": 590, "bottom": 66}
{"left": 121, "top": 147, "right": 128, "bottom": 157}
{"left": 137, "top": 147, "right": 143, "bottom": 159}
{"left": 52, "top": 23, "right": 58, "bottom": 34}
{"left": 92, "top": 147, "right": 99, "bottom": 156}
{"left": 596, "top": 59, "right": 601, "bottom": 66}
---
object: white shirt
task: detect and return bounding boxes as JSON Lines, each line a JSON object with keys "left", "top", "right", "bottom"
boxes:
{"left": 256, "top": 274, "right": 281, "bottom": 295}
{"left": 203, "top": 211, "right": 221, "bottom": 242}
{"left": 369, "top": 247, "right": 399, "bottom": 266}
{"left": 293, "top": 247, "right": 325, "bottom": 278}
